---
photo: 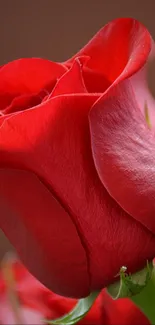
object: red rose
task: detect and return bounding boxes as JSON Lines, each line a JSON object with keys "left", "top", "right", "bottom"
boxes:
{"left": 0, "top": 17, "right": 155, "bottom": 298}
{"left": 0, "top": 258, "right": 149, "bottom": 325}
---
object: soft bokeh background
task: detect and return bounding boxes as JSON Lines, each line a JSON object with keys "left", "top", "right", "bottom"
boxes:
{"left": 0, "top": 0, "right": 155, "bottom": 259}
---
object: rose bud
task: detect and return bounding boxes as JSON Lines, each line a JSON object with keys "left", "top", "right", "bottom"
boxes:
{"left": 0, "top": 18, "right": 155, "bottom": 298}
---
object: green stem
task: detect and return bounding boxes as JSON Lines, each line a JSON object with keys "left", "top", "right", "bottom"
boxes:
{"left": 131, "top": 276, "right": 155, "bottom": 324}
{"left": 46, "top": 291, "right": 100, "bottom": 325}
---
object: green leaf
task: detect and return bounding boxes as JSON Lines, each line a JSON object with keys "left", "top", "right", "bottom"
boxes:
{"left": 107, "top": 263, "right": 153, "bottom": 299}
{"left": 131, "top": 265, "right": 155, "bottom": 324}
{"left": 107, "top": 262, "right": 155, "bottom": 324}
{"left": 45, "top": 291, "right": 100, "bottom": 325}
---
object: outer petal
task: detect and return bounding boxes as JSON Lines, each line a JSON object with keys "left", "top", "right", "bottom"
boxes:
{"left": 0, "top": 169, "right": 89, "bottom": 298}
{"left": 0, "top": 94, "right": 155, "bottom": 294}
{"left": 0, "top": 58, "right": 67, "bottom": 110}
{"left": 65, "top": 18, "right": 151, "bottom": 84}
{"left": 89, "top": 79, "right": 155, "bottom": 234}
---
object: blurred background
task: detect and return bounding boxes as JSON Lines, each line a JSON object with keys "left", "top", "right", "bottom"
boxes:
{"left": 0, "top": 0, "right": 155, "bottom": 259}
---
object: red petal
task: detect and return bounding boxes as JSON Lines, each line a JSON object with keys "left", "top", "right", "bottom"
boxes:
{"left": 0, "top": 58, "right": 67, "bottom": 110}
{"left": 89, "top": 79, "right": 155, "bottom": 234}
{"left": 49, "top": 58, "right": 87, "bottom": 98}
{"left": 65, "top": 18, "right": 151, "bottom": 84}
{"left": 0, "top": 169, "right": 89, "bottom": 298}
{"left": 4, "top": 93, "right": 41, "bottom": 114}
{"left": 0, "top": 93, "right": 42, "bottom": 127}
{"left": 0, "top": 94, "right": 155, "bottom": 293}
{"left": 81, "top": 67, "right": 111, "bottom": 93}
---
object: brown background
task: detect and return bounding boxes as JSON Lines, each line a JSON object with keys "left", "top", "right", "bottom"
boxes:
{"left": 0, "top": 0, "right": 155, "bottom": 259}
